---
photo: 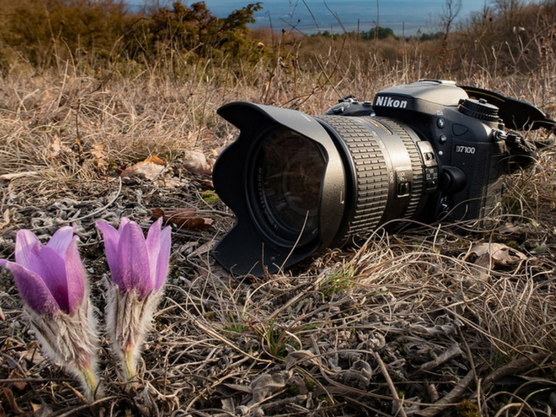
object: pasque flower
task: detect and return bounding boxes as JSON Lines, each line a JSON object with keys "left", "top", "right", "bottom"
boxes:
{"left": 96, "top": 218, "right": 171, "bottom": 382}
{"left": 0, "top": 227, "right": 100, "bottom": 401}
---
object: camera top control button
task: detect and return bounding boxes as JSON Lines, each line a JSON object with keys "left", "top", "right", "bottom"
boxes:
{"left": 437, "top": 118, "right": 446, "bottom": 128}
{"left": 452, "top": 124, "right": 469, "bottom": 136}
{"left": 458, "top": 98, "right": 499, "bottom": 122}
{"left": 439, "top": 134, "right": 448, "bottom": 144}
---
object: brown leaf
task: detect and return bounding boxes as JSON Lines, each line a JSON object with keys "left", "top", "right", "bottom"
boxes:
{"left": 47, "top": 135, "right": 72, "bottom": 160}
{"left": 145, "top": 155, "right": 165, "bottom": 165}
{"left": 187, "top": 240, "right": 216, "bottom": 258}
{"left": 151, "top": 208, "right": 213, "bottom": 229}
{"left": 212, "top": 146, "right": 227, "bottom": 157}
{"left": 469, "top": 242, "right": 527, "bottom": 268}
{"left": 199, "top": 179, "right": 214, "bottom": 189}
{"left": 249, "top": 372, "right": 288, "bottom": 405}
{"left": 120, "top": 155, "right": 166, "bottom": 180}
{"left": 2, "top": 388, "right": 24, "bottom": 415}
{"left": 184, "top": 151, "right": 212, "bottom": 177}
{"left": 8, "top": 370, "right": 26, "bottom": 391}
{"left": 30, "top": 403, "right": 48, "bottom": 414}
{"left": 151, "top": 207, "right": 165, "bottom": 221}
{"left": 85, "top": 143, "right": 109, "bottom": 170}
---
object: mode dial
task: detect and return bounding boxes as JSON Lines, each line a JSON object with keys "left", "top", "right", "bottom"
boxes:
{"left": 458, "top": 98, "right": 499, "bottom": 122}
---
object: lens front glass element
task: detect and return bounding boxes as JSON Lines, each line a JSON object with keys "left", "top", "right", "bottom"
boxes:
{"left": 255, "top": 128, "right": 326, "bottom": 244}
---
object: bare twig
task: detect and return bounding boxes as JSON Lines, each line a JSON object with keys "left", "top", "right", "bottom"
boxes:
{"left": 415, "top": 370, "right": 475, "bottom": 417}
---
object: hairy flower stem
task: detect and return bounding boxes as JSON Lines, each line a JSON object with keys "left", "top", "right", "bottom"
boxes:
{"left": 123, "top": 349, "right": 136, "bottom": 382}
{"left": 106, "top": 284, "right": 162, "bottom": 383}
{"left": 80, "top": 366, "right": 101, "bottom": 401}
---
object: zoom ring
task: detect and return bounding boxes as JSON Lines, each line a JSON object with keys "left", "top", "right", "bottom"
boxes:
{"left": 318, "top": 115, "right": 427, "bottom": 235}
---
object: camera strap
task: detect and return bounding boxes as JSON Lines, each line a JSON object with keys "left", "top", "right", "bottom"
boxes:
{"left": 459, "top": 85, "right": 555, "bottom": 132}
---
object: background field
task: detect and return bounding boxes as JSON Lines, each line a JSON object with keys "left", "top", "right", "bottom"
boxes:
{"left": 0, "top": 0, "right": 555, "bottom": 416}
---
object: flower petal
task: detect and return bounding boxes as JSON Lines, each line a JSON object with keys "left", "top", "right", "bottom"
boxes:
{"left": 0, "top": 259, "right": 60, "bottom": 315}
{"left": 28, "top": 245, "right": 72, "bottom": 313}
{"left": 14, "top": 230, "right": 41, "bottom": 268}
{"left": 96, "top": 220, "right": 122, "bottom": 285}
{"left": 118, "top": 220, "right": 152, "bottom": 297}
{"left": 47, "top": 226, "right": 77, "bottom": 258}
{"left": 146, "top": 219, "right": 162, "bottom": 288}
{"left": 154, "top": 225, "right": 171, "bottom": 292}
{"left": 63, "top": 237, "right": 86, "bottom": 314}
{"left": 119, "top": 217, "right": 131, "bottom": 232}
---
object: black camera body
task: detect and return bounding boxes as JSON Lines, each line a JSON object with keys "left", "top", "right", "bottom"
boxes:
{"left": 212, "top": 80, "right": 550, "bottom": 276}
{"left": 326, "top": 80, "right": 509, "bottom": 227}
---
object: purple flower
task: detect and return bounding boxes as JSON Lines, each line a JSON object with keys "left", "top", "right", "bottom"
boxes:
{"left": 96, "top": 218, "right": 171, "bottom": 299}
{"left": 0, "top": 227, "right": 100, "bottom": 401}
{"left": 0, "top": 227, "right": 85, "bottom": 315}
{"left": 96, "top": 217, "right": 171, "bottom": 382}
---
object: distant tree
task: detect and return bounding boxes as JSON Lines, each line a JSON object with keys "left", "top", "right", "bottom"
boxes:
{"left": 419, "top": 32, "right": 444, "bottom": 41}
{"left": 362, "top": 26, "right": 396, "bottom": 40}
{"left": 492, "top": 0, "right": 523, "bottom": 28}
{"left": 127, "top": 1, "right": 262, "bottom": 62}
{"left": 439, "top": 0, "right": 462, "bottom": 41}
{"left": 437, "top": 0, "right": 462, "bottom": 71}
{"left": 313, "top": 30, "right": 341, "bottom": 40}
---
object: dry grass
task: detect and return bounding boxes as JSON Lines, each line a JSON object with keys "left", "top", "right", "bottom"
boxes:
{"left": 0, "top": 52, "right": 556, "bottom": 417}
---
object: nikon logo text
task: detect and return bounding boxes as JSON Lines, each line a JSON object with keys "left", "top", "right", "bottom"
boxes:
{"left": 375, "top": 96, "right": 408, "bottom": 108}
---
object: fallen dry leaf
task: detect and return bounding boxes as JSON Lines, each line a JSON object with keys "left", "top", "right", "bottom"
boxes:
{"left": 248, "top": 372, "right": 288, "bottom": 405}
{"left": 8, "top": 370, "right": 26, "bottom": 391}
{"left": 151, "top": 208, "right": 213, "bottom": 229}
{"left": 187, "top": 240, "right": 216, "bottom": 258}
{"left": 85, "top": 143, "right": 109, "bottom": 170}
{"left": 0, "top": 210, "right": 8, "bottom": 231}
{"left": 2, "top": 387, "right": 24, "bottom": 415}
{"left": 212, "top": 146, "right": 227, "bottom": 157}
{"left": 184, "top": 151, "right": 212, "bottom": 177}
{"left": 468, "top": 242, "right": 527, "bottom": 269}
{"left": 120, "top": 155, "right": 166, "bottom": 180}
{"left": 46, "top": 135, "right": 72, "bottom": 160}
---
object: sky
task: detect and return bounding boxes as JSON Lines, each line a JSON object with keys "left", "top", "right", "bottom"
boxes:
{"left": 127, "top": 0, "right": 541, "bottom": 36}
{"left": 169, "top": 0, "right": 492, "bottom": 36}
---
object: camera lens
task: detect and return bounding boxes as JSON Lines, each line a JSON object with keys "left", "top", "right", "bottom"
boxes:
{"left": 212, "top": 101, "right": 438, "bottom": 275}
{"left": 252, "top": 127, "right": 326, "bottom": 244}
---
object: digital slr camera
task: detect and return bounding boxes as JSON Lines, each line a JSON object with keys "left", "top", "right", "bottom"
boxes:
{"left": 212, "top": 80, "right": 554, "bottom": 276}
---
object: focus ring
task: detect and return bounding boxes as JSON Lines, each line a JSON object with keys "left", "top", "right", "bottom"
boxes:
{"left": 318, "top": 116, "right": 389, "bottom": 234}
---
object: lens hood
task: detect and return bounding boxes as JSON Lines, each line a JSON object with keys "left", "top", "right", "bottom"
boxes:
{"left": 212, "top": 102, "right": 347, "bottom": 276}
